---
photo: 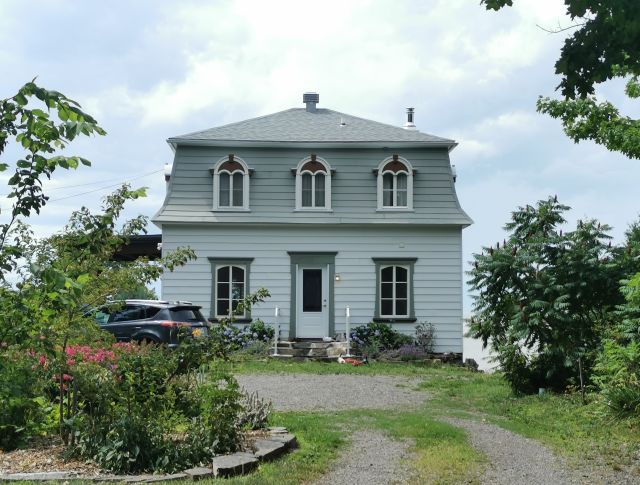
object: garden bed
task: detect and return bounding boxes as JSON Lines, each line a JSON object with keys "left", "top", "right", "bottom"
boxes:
{"left": 0, "top": 428, "right": 296, "bottom": 482}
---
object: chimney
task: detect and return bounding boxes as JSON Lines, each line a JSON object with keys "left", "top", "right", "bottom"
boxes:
{"left": 404, "top": 107, "right": 417, "bottom": 130}
{"left": 303, "top": 92, "right": 319, "bottom": 112}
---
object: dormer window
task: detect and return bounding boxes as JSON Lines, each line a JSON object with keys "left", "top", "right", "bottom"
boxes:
{"left": 376, "top": 155, "right": 414, "bottom": 210}
{"left": 295, "top": 155, "right": 332, "bottom": 211}
{"left": 212, "top": 155, "right": 250, "bottom": 211}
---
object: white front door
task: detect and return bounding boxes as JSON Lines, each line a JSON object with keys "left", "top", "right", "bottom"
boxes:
{"left": 296, "top": 264, "right": 329, "bottom": 338}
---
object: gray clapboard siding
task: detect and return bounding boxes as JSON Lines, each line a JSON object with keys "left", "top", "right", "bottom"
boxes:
{"left": 153, "top": 147, "right": 471, "bottom": 226}
{"left": 161, "top": 224, "right": 463, "bottom": 353}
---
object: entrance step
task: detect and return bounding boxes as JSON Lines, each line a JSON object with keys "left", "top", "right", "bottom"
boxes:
{"left": 273, "top": 340, "right": 350, "bottom": 359}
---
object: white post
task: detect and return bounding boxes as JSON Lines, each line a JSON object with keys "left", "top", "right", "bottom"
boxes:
{"left": 345, "top": 306, "right": 352, "bottom": 357}
{"left": 273, "top": 306, "right": 280, "bottom": 356}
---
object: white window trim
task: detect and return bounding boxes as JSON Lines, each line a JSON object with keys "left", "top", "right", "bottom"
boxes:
{"left": 379, "top": 264, "right": 410, "bottom": 318}
{"left": 295, "top": 156, "right": 332, "bottom": 211}
{"left": 214, "top": 264, "right": 247, "bottom": 319}
{"left": 376, "top": 156, "right": 414, "bottom": 211}
{"left": 212, "top": 156, "right": 250, "bottom": 211}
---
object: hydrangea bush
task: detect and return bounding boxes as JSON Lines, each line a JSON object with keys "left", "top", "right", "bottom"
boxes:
{"left": 211, "top": 320, "right": 274, "bottom": 351}
{"left": 349, "top": 322, "right": 413, "bottom": 356}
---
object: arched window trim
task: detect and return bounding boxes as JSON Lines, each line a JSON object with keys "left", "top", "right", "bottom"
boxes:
{"left": 212, "top": 155, "right": 250, "bottom": 211}
{"left": 376, "top": 155, "right": 414, "bottom": 211}
{"left": 295, "top": 155, "right": 332, "bottom": 211}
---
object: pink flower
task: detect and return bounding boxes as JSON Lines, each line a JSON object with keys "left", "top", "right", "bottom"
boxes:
{"left": 38, "top": 355, "right": 47, "bottom": 366}
{"left": 66, "top": 358, "right": 76, "bottom": 366}
{"left": 63, "top": 374, "right": 73, "bottom": 381}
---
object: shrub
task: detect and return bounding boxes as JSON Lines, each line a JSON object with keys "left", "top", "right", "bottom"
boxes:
{"left": 414, "top": 322, "right": 435, "bottom": 353}
{"left": 232, "top": 341, "right": 272, "bottom": 361}
{"left": 398, "top": 344, "right": 430, "bottom": 361}
{"left": 0, "top": 350, "right": 54, "bottom": 450}
{"left": 237, "top": 391, "right": 272, "bottom": 430}
{"left": 594, "top": 340, "right": 640, "bottom": 416}
{"left": 350, "top": 322, "right": 413, "bottom": 356}
{"left": 66, "top": 341, "right": 243, "bottom": 473}
{"left": 211, "top": 319, "right": 274, "bottom": 352}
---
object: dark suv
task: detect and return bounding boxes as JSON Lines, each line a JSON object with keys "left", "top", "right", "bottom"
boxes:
{"left": 92, "top": 300, "right": 209, "bottom": 348}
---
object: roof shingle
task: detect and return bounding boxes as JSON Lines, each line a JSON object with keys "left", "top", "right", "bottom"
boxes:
{"left": 169, "top": 108, "right": 455, "bottom": 145}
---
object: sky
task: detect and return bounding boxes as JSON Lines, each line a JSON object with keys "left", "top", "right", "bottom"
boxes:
{"left": 1, "top": 0, "right": 639, "bottom": 313}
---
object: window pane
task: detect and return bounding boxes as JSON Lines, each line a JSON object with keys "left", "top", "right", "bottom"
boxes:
{"left": 232, "top": 173, "right": 243, "bottom": 206}
{"left": 217, "top": 282, "right": 229, "bottom": 299}
{"left": 232, "top": 266, "right": 244, "bottom": 283}
{"left": 396, "top": 283, "right": 408, "bottom": 299}
{"left": 397, "top": 173, "right": 407, "bottom": 189}
{"left": 397, "top": 189, "right": 407, "bottom": 207}
{"left": 302, "top": 174, "right": 312, "bottom": 207}
{"left": 381, "top": 266, "right": 394, "bottom": 282}
{"left": 232, "top": 300, "right": 242, "bottom": 313}
{"left": 219, "top": 173, "right": 230, "bottom": 206}
{"left": 383, "top": 173, "right": 393, "bottom": 190}
{"left": 381, "top": 299, "right": 393, "bottom": 316}
{"left": 232, "top": 283, "right": 244, "bottom": 300}
{"left": 315, "top": 174, "right": 325, "bottom": 207}
{"left": 217, "top": 266, "right": 229, "bottom": 282}
{"left": 383, "top": 174, "right": 393, "bottom": 207}
{"left": 145, "top": 307, "right": 161, "bottom": 319}
{"left": 381, "top": 282, "right": 393, "bottom": 298}
{"left": 396, "top": 299, "right": 408, "bottom": 316}
{"left": 383, "top": 191, "right": 393, "bottom": 207}
{"left": 170, "top": 308, "right": 205, "bottom": 322}
{"left": 217, "top": 299, "right": 230, "bottom": 316}
{"left": 111, "top": 306, "right": 145, "bottom": 322}
{"left": 396, "top": 266, "right": 408, "bottom": 282}
{"left": 302, "top": 269, "right": 322, "bottom": 312}
{"left": 396, "top": 174, "right": 407, "bottom": 206}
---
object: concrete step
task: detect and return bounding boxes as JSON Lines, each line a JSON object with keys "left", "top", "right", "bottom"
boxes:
{"left": 273, "top": 341, "right": 349, "bottom": 359}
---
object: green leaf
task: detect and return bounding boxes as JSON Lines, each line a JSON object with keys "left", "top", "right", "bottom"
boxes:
{"left": 13, "top": 93, "right": 28, "bottom": 106}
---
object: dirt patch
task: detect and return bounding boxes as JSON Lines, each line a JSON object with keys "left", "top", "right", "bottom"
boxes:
{"left": 0, "top": 438, "right": 98, "bottom": 475}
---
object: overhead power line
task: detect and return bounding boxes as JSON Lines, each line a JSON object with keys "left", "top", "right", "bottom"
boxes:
{"left": 48, "top": 169, "right": 163, "bottom": 202}
{"left": 0, "top": 169, "right": 164, "bottom": 201}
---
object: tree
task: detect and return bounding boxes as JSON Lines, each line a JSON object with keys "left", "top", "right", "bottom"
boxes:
{"left": 482, "top": 1, "right": 640, "bottom": 159}
{"left": 468, "top": 196, "right": 640, "bottom": 393}
{"left": 0, "top": 80, "right": 106, "bottom": 273}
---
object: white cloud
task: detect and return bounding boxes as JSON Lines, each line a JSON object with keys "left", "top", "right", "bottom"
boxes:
{"left": 81, "top": 0, "right": 571, "bottom": 126}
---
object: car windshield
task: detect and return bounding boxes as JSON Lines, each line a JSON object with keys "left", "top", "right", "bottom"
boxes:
{"left": 170, "top": 308, "right": 206, "bottom": 323}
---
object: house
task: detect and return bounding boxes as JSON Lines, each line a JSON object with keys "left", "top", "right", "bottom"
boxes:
{"left": 153, "top": 93, "right": 472, "bottom": 353}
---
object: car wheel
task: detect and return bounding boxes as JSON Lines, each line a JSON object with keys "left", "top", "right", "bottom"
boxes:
{"left": 137, "top": 337, "right": 160, "bottom": 346}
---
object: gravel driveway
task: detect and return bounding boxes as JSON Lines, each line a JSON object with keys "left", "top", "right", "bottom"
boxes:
{"left": 445, "top": 417, "right": 580, "bottom": 485}
{"left": 238, "top": 372, "right": 638, "bottom": 484}
{"left": 236, "top": 373, "right": 428, "bottom": 411}
{"left": 309, "top": 430, "right": 413, "bottom": 485}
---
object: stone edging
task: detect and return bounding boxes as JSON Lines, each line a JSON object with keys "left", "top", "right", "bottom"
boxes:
{"left": 0, "top": 427, "right": 297, "bottom": 482}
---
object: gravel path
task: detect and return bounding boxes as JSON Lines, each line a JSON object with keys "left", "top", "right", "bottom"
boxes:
{"left": 446, "top": 417, "right": 640, "bottom": 485}
{"left": 310, "top": 430, "right": 413, "bottom": 485}
{"left": 236, "top": 374, "right": 428, "bottom": 411}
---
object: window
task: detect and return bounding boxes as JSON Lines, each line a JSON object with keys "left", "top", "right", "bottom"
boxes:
{"left": 376, "top": 155, "right": 413, "bottom": 210}
{"left": 372, "top": 258, "right": 417, "bottom": 322}
{"left": 212, "top": 154, "right": 250, "bottom": 210}
{"left": 295, "top": 155, "right": 332, "bottom": 210}
{"left": 208, "top": 258, "right": 253, "bottom": 321}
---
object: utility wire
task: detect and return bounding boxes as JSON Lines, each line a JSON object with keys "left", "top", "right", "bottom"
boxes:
{"left": 47, "top": 169, "right": 163, "bottom": 202}
{"left": 0, "top": 169, "right": 163, "bottom": 201}
{"left": 45, "top": 169, "right": 164, "bottom": 191}
{"left": 0, "top": 169, "right": 164, "bottom": 203}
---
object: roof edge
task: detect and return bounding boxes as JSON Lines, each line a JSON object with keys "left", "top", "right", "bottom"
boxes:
{"left": 166, "top": 138, "right": 458, "bottom": 150}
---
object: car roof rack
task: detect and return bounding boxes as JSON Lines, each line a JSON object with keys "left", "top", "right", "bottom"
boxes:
{"left": 125, "top": 299, "right": 170, "bottom": 305}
